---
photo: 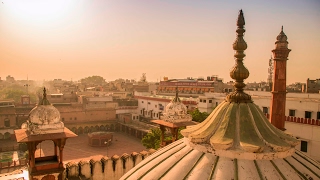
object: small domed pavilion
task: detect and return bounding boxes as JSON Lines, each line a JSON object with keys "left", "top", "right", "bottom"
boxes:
{"left": 14, "top": 88, "right": 77, "bottom": 180}
{"left": 152, "top": 88, "right": 196, "bottom": 147}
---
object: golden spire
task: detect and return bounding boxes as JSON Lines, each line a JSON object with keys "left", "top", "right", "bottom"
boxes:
{"left": 227, "top": 10, "right": 252, "bottom": 103}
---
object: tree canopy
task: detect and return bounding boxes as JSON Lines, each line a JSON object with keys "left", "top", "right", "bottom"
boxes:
{"left": 141, "top": 127, "right": 185, "bottom": 150}
{"left": 190, "top": 108, "right": 210, "bottom": 123}
{"left": 80, "top": 76, "right": 106, "bottom": 85}
{"left": 141, "top": 128, "right": 161, "bottom": 150}
{"left": 0, "top": 85, "right": 38, "bottom": 103}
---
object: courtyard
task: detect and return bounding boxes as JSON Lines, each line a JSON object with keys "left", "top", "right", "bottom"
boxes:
{"left": 1, "top": 132, "right": 147, "bottom": 164}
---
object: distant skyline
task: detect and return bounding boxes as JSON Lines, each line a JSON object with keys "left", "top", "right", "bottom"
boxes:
{"left": 0, "top": 0, "right": 319, "bottom": 84}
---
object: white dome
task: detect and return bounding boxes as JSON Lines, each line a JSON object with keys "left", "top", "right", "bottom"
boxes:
{"left": 29, "top": 105, "right": 61, "bottom": 125}
{"left": 21, "top": 87, "right": 64, "bottom": 134}
{"left": 161, "top": 91, "right": 192, "bottom": 123}
{"left": 165, "top": 101, "right": 188, "bottom": 116}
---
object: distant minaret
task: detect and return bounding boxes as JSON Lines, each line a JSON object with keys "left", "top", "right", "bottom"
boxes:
{"left": 267, "top": 55, "right": 273, "bottom": 91}
{"left": 270, "top": 26, "right": 291, "bottom": 130}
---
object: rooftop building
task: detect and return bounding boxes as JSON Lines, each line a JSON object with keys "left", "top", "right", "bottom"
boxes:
{"left": 157, "top": 76, "right": 233, "bottom": 96}
{"left": 303, "top": 78, "right": 320, "bottom": 93}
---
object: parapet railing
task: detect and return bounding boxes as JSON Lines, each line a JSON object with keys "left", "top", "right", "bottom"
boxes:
{"left": 0, "top": 159, "right": 27, "bottom": 169}
{"left": 65, "top": 149, "right": 156, "bottom": 180}
{"left": 264, "top": 114, "right": 320, "bottom": 126}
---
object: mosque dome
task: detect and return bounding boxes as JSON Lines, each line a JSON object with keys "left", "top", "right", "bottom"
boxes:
{"left": 120, "top": 10, "right": 320, "bottom": 180}
{"left": 29, "top": 105, "right": 61, "bottom": 125}
{"left": 22, "top": 88, "right": 64, "bottom": 134}
{"left": 161, "top": 89, "right": 192, "bottom": 123}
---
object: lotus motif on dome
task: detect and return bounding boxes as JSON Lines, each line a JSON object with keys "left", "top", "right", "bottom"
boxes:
{"left": 161, "top": 92, "right": 192, "bottom": 123}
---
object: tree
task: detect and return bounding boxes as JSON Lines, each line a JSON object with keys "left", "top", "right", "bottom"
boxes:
{"left": 190, "top": 108, "right": 209, "bottom": 123}
{"left": 141, "top": 128, "right": 161, "bottom": 150}
{"left": 0, "top": 89, "right": 37, "bottom": 103}
{"left": 80, "top": 76, "right": 105, "bottom": 85}
{"left": 141, "top": 127, "right": 185, "bottom": 150}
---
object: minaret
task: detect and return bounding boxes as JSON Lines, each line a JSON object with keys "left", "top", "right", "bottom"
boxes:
{"left": 270, "top": 26, "right": 291, "bottom": 130}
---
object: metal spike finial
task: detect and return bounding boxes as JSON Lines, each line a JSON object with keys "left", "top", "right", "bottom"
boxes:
{"left": 39, "top": 87, "right": 51, "bottom": 105}
{"left": 43, "top": 87, "right": 47, "bottom": 98}
{"left": 237, "top": 9, "right": 245, "bottom": 27}
{"left": 173, "top": 87, "right": 181, "bottom": 103}
{"left": 276, "top": 26, "right": 288, "bottom": 43}
{"left": 175, "top": 87, "right": 178, "bottom": 99}
{"left": 227, "top": 10, "right": 252, "bottom": 103}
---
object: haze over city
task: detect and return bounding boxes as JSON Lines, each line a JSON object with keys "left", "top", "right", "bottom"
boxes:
{"left": 1, "top": 1, "right": 320, "bottom": 179}
{"left": 0, "top": 0, "right": 319, "bottom": 84}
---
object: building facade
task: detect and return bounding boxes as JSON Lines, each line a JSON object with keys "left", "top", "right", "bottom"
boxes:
{"left": 198, "top": 91, "right": 320, "bottom": 120}
{"left": 157, "top": 76, "right": 232, "bottom": 96}
{"left": 0, "top": 100, "right": 16, "bottom": 140}
{"left": 135, "top": 92, "right": 198, "bottom": 121}
{"left": 303, "top": 78, "right": 320, "bottom": 93}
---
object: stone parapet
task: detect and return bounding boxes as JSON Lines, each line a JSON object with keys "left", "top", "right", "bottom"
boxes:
{"left": 264, "top": 113, "right": 320, "bottom": 126}
{"left": 65, "top": 149, "right": 155, "bottom": 180}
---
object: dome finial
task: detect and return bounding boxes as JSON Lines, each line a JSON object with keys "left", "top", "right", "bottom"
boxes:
{"left": 43, "top": 87, "right": 47, "bottom": 98}
{"left": 276, "top": 26, "right": 287, "bottom": 42}
{"left": 237, "top": 9, "right": 245, "bottom": 27}
{"left": 227, "top": 10, "right": 252, "bottom": 103}
{"left": 173, "top": 86, "right": 180, "bottom": 102}
{"left": 39, "top": 87, "right": 51, "bottom": 105}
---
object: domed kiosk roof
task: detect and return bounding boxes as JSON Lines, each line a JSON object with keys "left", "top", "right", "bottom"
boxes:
{"left": 28, "top": 87, "right": 60, "bottom": 125}
{"left": 15, "top": 88, "right": 77, "bottom": 142}
{"left": 161, "top": 88, "right": 192, "bottom": 123}
{"left": 120, "top": 10, "right": 320, "bottom": 180}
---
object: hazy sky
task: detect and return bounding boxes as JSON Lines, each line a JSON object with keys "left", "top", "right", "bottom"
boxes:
{"left": 0, "top": 0, "right": 319, "bottom": 84}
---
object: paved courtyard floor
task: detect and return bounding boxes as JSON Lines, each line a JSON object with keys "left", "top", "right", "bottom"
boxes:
{"left": 1, "top": 132, "right": 147, "bottom": 164}
{"left": 40, "top": 132, "right": 147, "bottom": 163}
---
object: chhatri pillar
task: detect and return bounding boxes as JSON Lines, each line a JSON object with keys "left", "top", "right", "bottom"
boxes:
{"left": 270, "top": 27, "right": 291, "bottom": 130}
{"left": 14, "top": 88, "right": 77, "bottom": 180}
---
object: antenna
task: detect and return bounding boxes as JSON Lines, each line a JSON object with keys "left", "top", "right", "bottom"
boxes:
{"left": 24, "top": 75, "right": 30, "bottom": 94}
{"left": 267, "top": 55, "right": 273, "bottom": 88}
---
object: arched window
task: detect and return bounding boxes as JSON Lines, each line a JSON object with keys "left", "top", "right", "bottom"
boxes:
{"left": 4, "top": 119, "right": 10, "bottom": 127}
{"left": 4, "top": 132, "right": 11, "bottom": 139}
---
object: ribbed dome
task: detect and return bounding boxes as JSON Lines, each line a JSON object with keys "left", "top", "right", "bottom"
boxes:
{"left": 121, "top": 138, "right": 320, "bottom": 180}
{"left": 121, "top": 10, "right": 320, "bottom": 180}
{"left": 182, "top": 101, "right": 298, "bottom": 158}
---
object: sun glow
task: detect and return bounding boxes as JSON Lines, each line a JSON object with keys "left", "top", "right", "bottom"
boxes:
{"left": 5, "top": 0, "right": 76, "bottom": 24}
